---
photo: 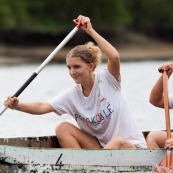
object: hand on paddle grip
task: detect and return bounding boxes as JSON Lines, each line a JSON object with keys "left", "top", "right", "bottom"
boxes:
{"left": 158, "top": 62, "right": 173, "bottom": 75}
{"left": 74, "top": 19, "right": 87, "bottom": 29}
{"left": 3, "top": 96, "right": 19, "bottom": 110}
{"left": 164, "top": 138, "right": 173, "bottom": 149}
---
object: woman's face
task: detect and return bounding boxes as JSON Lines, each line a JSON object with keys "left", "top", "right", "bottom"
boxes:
{"left": 66, "top": 57, "right": 92, "bottom": 84}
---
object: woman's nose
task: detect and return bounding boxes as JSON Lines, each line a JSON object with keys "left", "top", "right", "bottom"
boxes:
{"left": 70, "top": 68, "right": 76, "bottom": 75}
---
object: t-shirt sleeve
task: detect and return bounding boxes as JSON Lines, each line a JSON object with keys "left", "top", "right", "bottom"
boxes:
{"left": 101, "top": 69, "right": 121, "bottom": 90}
{"left": 48, "top": 90, "right": 72, "bottom": 116}
{"left": 169, "top": 94, "right": 173, "bottom": 109}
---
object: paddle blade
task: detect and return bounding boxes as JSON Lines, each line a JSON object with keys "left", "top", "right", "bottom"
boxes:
{"left": 166, "top": 149, "right": 172, "bottom": 168}
{"left": 153, "top": 151, "right": 173, "bottom": 172}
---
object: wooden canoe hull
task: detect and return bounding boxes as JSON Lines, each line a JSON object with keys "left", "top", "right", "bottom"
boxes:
{"left": 0, "top": 146, "right": 165, "bottom": 173}
{"left": 0, "top": 136, "right": 166, "bottom": 172}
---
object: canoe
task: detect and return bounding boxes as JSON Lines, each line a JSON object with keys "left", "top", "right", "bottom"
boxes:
{"left": 0, "top": 136, "right": 166, "bottom": 173}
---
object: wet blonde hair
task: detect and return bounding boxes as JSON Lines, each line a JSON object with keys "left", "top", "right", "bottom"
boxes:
{"left": 66, "top": 42, "right": 102, "bottom": 70}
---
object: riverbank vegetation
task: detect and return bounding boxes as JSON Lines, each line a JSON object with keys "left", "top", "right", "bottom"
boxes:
{"left": 0, "top": 0, "right": 173, "bottom": 46}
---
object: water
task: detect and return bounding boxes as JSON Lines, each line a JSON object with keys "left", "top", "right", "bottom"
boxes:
{"left": 0, "top": 60, "right": 173, "bottom": 138}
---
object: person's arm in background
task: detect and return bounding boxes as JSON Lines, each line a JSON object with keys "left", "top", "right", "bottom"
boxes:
{"left": 149, "top": 62, "right": 173, "bottom": 108}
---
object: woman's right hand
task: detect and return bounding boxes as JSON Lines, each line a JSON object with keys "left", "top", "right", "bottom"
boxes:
{"left": 164, "top": 138, "right": 173, "bottom": 149}
{"left": 4, "top": 96, "right": 19, "bottom": 110}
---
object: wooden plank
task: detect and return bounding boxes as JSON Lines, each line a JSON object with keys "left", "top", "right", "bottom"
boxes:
{"left": 0, "top": 136, "right": 60, "bottom": 148}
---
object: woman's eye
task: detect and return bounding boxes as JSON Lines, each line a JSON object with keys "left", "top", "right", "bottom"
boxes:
{"left": 74, "top": 65, "right": 80, "bottom": 69}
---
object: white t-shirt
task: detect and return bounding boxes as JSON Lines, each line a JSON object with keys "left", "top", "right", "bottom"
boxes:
{"left": 48, "top": 69, "right": 147, "bottom": 148}
{"left": 169, "top": 94, "right": 173, "bottom": 108}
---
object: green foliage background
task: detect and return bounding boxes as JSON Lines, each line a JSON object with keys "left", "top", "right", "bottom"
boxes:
{"left": 0, "top": 0, "right": 173, "bottom": 41}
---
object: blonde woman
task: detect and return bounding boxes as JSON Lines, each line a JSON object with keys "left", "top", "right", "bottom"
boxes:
{"left": 4, "top": 15, "right": 146, "bottom": 149}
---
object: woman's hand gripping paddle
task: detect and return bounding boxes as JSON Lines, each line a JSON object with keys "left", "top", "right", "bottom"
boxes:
{"left": 154, "top": 70, "right": 173, "bottom": 172}
{"left": 0, "top": 23, "right": 84, "bottom": 116}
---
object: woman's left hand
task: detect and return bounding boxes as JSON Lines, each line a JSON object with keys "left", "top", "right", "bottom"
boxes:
{"left": 73, "top": 15, "right": 93, "bottom": 34}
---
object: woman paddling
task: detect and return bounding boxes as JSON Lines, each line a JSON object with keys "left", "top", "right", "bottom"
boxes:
{"left": 4, "top": 15, "right": 147, "bottom": 149}
{"left": 146, "top": 62, "right": 173, "bottom": 149}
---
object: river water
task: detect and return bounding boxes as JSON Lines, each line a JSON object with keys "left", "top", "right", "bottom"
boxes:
{"left": 0, "top": 60, "right": 173, "bottom": 138}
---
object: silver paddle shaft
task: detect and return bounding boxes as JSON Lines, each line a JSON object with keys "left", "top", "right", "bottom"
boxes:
{"left": 0, "top": 25, "right": 80, "bottom": 116}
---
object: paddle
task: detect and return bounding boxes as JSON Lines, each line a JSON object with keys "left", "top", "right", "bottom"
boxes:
{"left": 0, "top": 23, "right": 82, "bottom": 116}
{"left": 154, "top": 70, "right": 173, "bottom": 172}
{"left": 163, "top": 70, "right": 172, "bottom": 168}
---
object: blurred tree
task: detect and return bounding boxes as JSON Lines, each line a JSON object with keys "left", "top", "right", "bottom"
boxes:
{"left": 0, "top": 0, "right": 173, "bottom": 43}
{"left": 0, "top": 0, "right": 132, "bottom": 32}
{"left": 127, "top": 0, "right": 173, "bottom": 40}
{"left": 0, "top": 0, "right": 29, "bottom": 30}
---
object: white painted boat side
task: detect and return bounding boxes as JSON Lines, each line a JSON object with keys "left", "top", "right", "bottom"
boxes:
{"left": 0, "top": 145, "right": 166, "bottom": 172}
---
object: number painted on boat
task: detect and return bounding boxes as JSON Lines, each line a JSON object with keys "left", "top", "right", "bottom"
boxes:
{"left": 55, "top": 153, "right": 64, "bottom": 169}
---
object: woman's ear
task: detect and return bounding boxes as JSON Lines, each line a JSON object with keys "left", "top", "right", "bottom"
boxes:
{"left": 89, "top": 63, "right": 95, "bottom": 71}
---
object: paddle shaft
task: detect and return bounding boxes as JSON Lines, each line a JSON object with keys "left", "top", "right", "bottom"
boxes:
{"left": 163, "top": 70, "right": 172, "bottom": 167}
{"left": 0, "top": 24, "right": 80, "bottom": 116}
